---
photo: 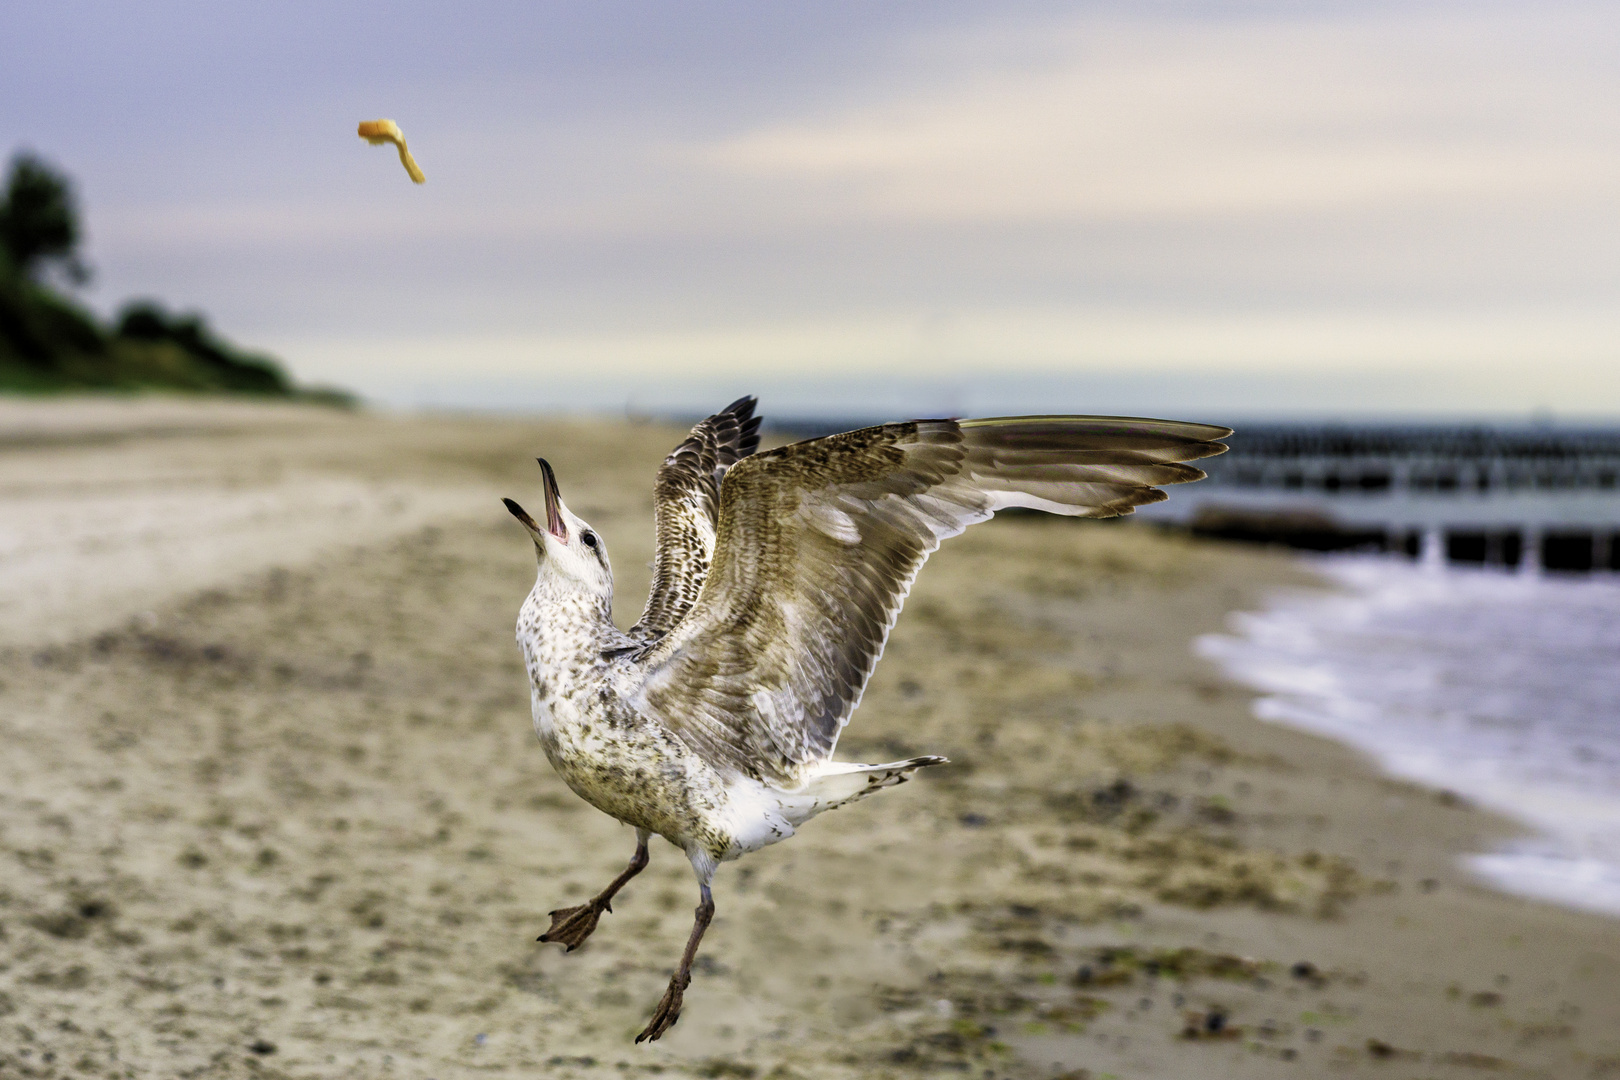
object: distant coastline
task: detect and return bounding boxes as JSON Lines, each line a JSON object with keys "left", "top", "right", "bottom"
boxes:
{"left": 0, "top": 275, "right": 353, "bottom": 404}
{"left": 0, "top": 150, "right": 352, "bottom": 404}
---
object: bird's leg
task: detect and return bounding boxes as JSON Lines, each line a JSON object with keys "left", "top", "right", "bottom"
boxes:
{"left": 635, "top": 882, "right": 714, "bottom": 1043}
{"left": 538, "top": 832, "right": 650, "bottom": 951}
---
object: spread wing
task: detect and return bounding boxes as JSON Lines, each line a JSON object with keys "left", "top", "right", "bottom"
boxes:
{"left": 628, "top": 396, "right": 763, "bottom": 643}
{"left": 632, "top": 415, "right": 1231, "bottom": 784}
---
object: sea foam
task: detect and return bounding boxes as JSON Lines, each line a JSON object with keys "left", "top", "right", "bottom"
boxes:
{"left": 1197, "top": 557, "right": 1620, "bottom": 918}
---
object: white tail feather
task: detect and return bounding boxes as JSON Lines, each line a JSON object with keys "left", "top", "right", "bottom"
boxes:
{"left": 799, "top": 755, "right": 948, "bottom": 812}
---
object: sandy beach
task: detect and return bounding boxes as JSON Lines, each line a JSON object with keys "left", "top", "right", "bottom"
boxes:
{"left": 1, "top": 399, "right": 1617, "bottom": 1080}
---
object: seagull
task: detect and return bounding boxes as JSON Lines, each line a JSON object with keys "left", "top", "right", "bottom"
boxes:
{"left": 503, "top": 397, "right": 1228, "bottom": 1042}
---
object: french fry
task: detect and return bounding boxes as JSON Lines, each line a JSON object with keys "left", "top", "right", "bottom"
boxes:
{"left": 357, "top": 119, "right": 425, "bottom": 184}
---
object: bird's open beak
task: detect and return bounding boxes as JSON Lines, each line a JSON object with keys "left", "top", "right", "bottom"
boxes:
{"left": 536, "top": 458, "right": 567, "bottom": 540}
{"left": 503, "top": 497, "right": 542, "bottom": 538}
{"left": 502, "top": 459, "right": 568, "bottom": 544}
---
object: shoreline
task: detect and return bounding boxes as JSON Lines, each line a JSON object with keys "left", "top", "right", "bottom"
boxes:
{"left": 0, "top": 403, "right": 1616, "bottom": 1078}
{"left": 1199, "top": 553, "right": 1620, "bottom": 922}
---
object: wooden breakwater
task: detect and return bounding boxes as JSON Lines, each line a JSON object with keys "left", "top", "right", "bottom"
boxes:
{"left": 1139, "top": 424, "right": 1620, "bottom": 572}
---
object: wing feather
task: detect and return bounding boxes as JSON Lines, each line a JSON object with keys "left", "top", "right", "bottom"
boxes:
{"left": 628, "top": 396, "right": 762, "bottom": 643}
{"left": 632, "top": 414, "right": 1229, "bottom": 783}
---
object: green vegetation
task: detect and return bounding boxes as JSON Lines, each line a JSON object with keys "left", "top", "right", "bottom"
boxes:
{"left": 0, "top": 151, "right": 352, "bottom": 403}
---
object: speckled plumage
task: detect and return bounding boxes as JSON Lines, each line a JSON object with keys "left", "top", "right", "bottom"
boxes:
{"left": 628, "top": 395, "right": 760, "bottom": 645}
{"left": 504, "top": 401, "right": 1230, "bottom": 1041}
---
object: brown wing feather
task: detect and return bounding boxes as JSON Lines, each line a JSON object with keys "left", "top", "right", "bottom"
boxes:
{"left": 631, "top": 414, "right": 1230, "bottom": 783}
{"left": 629, "top": 396, "right": 762, "bottom": 643}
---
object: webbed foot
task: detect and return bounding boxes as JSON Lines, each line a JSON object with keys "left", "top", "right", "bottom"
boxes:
{"left": 538, "top": 900, "right": 609, "bottom": 951}
{"left": 537, "top": 837, "right": 650, "bottom": 952}
{"left": 634, "top": 969, "right": 691, "bottom": 1043}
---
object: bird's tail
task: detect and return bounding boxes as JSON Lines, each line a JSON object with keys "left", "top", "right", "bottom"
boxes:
{"left": 797, "top": 756, "right": 948, "bottom": 813}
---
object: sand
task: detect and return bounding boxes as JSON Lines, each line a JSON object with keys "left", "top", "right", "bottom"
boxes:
{"left": 1, "top": 399, "right": 1617, "bottom": 1080}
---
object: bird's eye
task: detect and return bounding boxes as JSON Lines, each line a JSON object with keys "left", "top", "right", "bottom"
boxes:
{"left": 581, "top": 531, "right": 598, "bottom": 549}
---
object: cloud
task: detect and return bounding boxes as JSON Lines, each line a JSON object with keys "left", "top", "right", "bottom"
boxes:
{"left": 10, "top": 2, "right": 1618, "bottom": 414}
{"left": 274, "top": 303, "right": 1620, "bottom": 392}
{"left": 700, "top": 7, "right": 1620, "bottom": 225}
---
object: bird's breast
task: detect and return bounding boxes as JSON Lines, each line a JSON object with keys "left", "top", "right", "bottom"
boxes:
{"left": 529, "top": 687, "right": 557, "bottom": 745}
{"left": 527, "top": 690, "right": 735, "bottom": 855}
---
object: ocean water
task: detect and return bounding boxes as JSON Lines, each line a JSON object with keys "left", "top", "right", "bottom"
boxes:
{"left": 1196, "top": 558, "right": 1620, "bottom": 918}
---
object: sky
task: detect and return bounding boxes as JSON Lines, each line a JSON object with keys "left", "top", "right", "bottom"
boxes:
{"left": 3, "top": 1, "right": 1618, "bottom": 420}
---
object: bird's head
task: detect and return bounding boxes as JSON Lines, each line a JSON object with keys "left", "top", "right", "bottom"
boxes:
{"left": 504, "top": 459, "right": 614, "bottom": 603}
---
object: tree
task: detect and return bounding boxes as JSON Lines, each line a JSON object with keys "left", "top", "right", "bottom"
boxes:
{"left": 0, "top": 152, "right": 90, "bottom": 285}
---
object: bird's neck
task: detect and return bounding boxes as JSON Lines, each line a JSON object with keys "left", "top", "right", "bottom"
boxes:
{"left": 519, "top": 580, "right": 617, "bottom": 698}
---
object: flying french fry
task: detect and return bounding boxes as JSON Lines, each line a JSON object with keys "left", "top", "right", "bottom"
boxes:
{"left": 357, "top": 119, "right": 425, "bottom": 184}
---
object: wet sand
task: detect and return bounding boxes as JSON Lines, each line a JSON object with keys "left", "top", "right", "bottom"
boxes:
{"left": 1, "top": 400, "right": 1617, "bottom": 1079}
